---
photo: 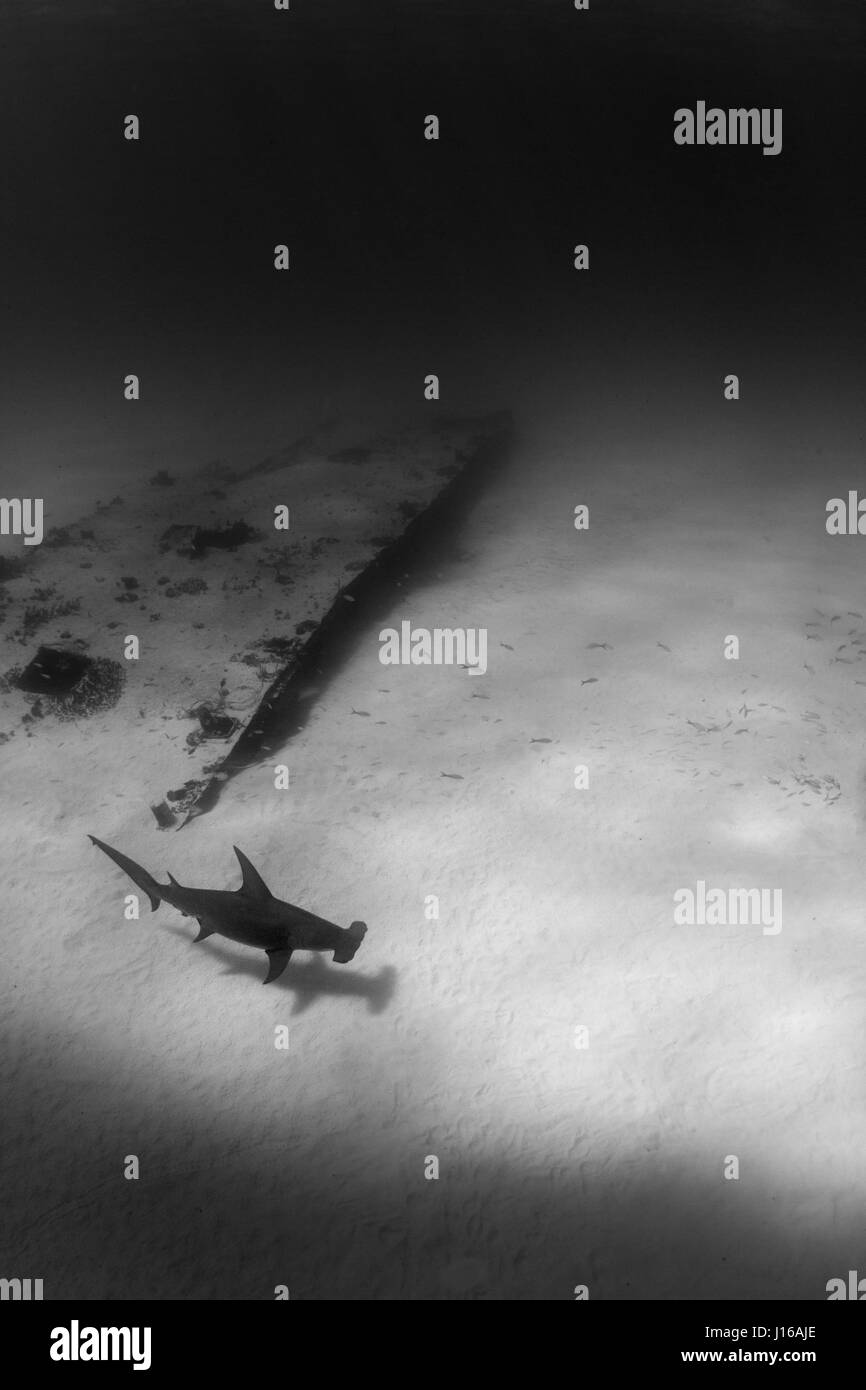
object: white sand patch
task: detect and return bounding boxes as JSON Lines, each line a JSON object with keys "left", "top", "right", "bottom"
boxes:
{"left": 1, "top": 408, "right": 864, "bottom": 1298}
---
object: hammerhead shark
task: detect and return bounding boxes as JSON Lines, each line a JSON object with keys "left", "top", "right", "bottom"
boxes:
{"left": 89, "top": 836, "right": 367, "bottom": 984}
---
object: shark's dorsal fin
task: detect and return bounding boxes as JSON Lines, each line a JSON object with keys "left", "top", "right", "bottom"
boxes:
{"left": 233, "top": 846, "right": 273, "bottom": 900}
{"left": 168, "top": 872, "right": 180, "bottom": 886}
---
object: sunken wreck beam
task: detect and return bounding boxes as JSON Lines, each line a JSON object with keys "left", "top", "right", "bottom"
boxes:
{"left": 178, "top": 411, "right": 513, "bottom": 823}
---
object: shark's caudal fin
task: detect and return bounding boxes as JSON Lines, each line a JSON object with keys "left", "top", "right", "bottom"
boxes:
{"left": 88, "top": 835, "right": 163, "bottom": 913}
{"left": 332, "top": 921, "right": 367, "bottom": 964}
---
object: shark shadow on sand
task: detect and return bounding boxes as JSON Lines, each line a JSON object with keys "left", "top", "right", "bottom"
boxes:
{"left": 167, "top": 928, "right": 397, "bottom": 1014}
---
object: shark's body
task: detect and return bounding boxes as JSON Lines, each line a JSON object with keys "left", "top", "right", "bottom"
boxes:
{"left": 89, "top": 836, "right": 367, "bottom": 983}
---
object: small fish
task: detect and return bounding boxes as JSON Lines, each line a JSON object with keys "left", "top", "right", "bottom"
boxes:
{"left": 656, "top": 643, "right": 671, "bottom": 652}
{"left": 530, "top": 738, "right": 553, "bottom": 744}
{"left": 351, "top": 708, "right": 370, "bottom": 717}
{"left": 581, "top": 678, "right": 598, "bottom": 686}
{"left": 500, "top": 642, "right": 514, "bottom": 650}
{"left": 440, "top": 772, "right": 464, "bottom": 780}
{"left": 586, "top": 642, "right": 612, "bottom": 650}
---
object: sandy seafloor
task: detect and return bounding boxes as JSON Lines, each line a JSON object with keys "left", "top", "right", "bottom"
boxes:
{"left": 2, "top": 382, "right": 865, "bottom": 1301}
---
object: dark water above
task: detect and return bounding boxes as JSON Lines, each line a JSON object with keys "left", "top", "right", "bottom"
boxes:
{"left": 1, "top": 0, "right": 863, "bottom": 532}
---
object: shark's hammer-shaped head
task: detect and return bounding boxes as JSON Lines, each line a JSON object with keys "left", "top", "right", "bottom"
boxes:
{"left": 333, "top": 920, "right": 368, "bottom": 963}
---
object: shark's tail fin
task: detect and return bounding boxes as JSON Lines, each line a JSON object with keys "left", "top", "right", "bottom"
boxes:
{"left": 88, "top": 835, "right": 163, "bottom": 913}
{"left": 332, "top": 920, "right": 367, "bottom": 964}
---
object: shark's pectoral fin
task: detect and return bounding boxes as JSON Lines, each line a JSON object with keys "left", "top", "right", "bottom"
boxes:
{"left": 193, "top": 920, "right": 217, "bottom": 943}
{"left": 263, "top": 947, "right": 293, "bottom": 985}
